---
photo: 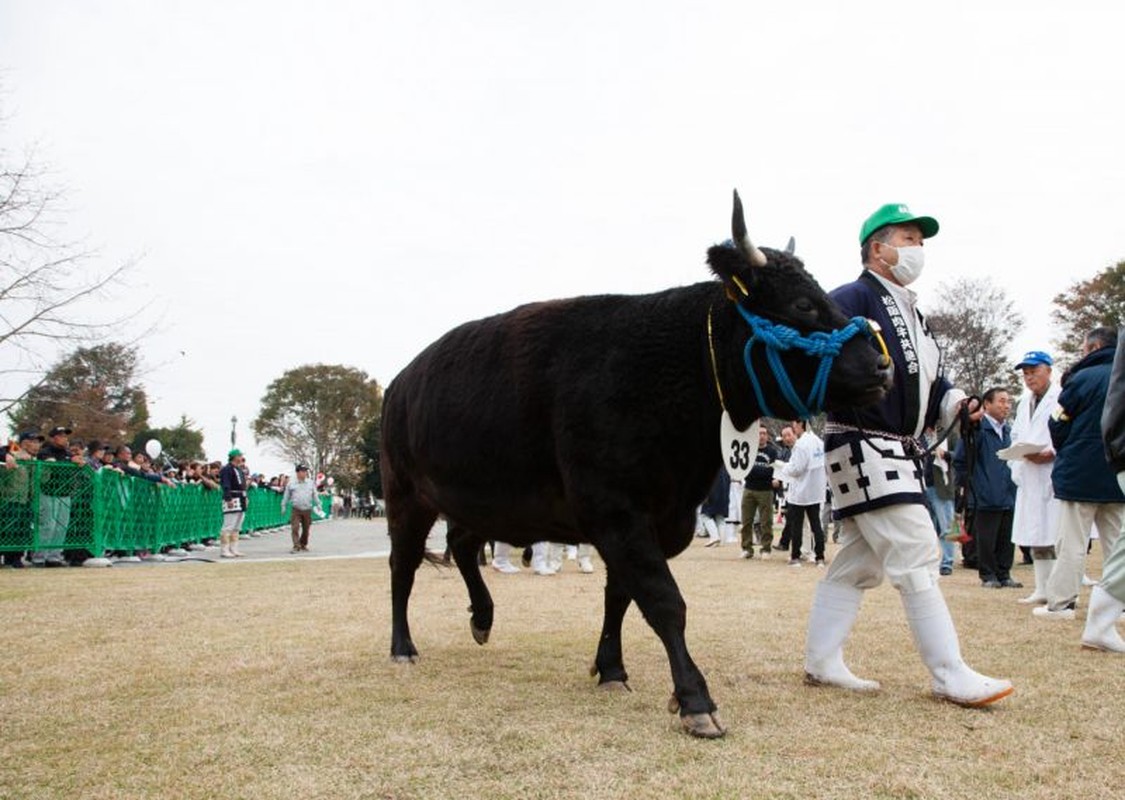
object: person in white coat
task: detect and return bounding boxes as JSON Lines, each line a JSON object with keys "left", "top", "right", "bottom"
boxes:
{"left": 778, "top": 419, "right": 827, "bottom": 567}
{"left": 1007, "top": 351, "right": 1061, "bottom": 604}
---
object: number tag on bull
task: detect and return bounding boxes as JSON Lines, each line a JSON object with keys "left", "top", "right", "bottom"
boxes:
{"left": 720, "top": 412, "right": 759, "bottom": 482}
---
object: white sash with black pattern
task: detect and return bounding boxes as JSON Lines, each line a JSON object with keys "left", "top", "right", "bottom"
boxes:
{"left": 824, "top": 428, "right": 927, "bottom": 517}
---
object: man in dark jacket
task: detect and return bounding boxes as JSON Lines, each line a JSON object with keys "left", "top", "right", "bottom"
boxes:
{"left": 1035, "top": 327, "right": 1124, "bottom": 620}
{"left": 1082, "top": 328, "right": 1125, "bottom": 651}
{"left": 32, "top": 425, "right": 84, "bottom": 566}
{"left": 803, "top": 202, "right": 1010, "bottom": 708}
{"left": 740, "top": 422, "right": 780, "bottom": 559}
{"left": 953, "top": 388, "right": 1020, "bottom": 589}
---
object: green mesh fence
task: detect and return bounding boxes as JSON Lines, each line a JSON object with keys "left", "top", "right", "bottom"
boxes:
{"left": 0, "top": 462, "right": 331, "bottom": 555}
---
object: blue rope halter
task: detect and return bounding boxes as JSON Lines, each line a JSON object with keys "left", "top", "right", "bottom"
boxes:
{"left": 734, "top": 304, "right": 876, "bottom": 419}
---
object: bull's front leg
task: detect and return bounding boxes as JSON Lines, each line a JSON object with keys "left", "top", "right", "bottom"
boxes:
{"left": 599, "top": 533, "right": 726, "bottom": 739}
{"left": 589, "top": 565, "right": 631, "bottom": 689}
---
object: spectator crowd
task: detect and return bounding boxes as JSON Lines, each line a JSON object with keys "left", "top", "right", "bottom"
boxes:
{"left": 1, "top": 426, "right": 307, "bottom": 568}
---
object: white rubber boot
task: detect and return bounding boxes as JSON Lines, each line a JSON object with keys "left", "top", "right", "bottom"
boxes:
{"left": 1017, "top": 559, "right": 1054, "bottom": 605}
{"left": 547, "top": 542, "right": 565, "bottom": 573}
{"left": 220, "top": 532, "right": 234, "bottom": 559}
{"left": 1081, "top": 586, "right": 1125, "bottom": 653}
{"left": 902, "top": 584, "right": 1013, "bottom": 707}
{"left": 577, "top": 543, "right": 594, "bottom": 574}
{"left": 228, "top": 532, "right": 244, "bottom": 557}
{"left": 804, "top": 581, "right": 880, "bottom": 692}
{"left": 531, "top": 542, "right": 555, "bottom": 575}
{"left": 491, "top": 541, "right": 520, "bottom": 573}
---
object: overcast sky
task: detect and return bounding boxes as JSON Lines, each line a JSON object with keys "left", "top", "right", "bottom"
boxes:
{"left": 2, "top": 1, "right": 1122, "bottom": 476}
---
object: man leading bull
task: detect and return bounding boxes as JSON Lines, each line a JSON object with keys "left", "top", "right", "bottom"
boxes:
{"left": 802, "top": 203, "right": 1013, "bottom": 707}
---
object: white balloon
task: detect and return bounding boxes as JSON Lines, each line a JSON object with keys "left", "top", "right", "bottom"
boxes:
{"left": 326, "top": 476, "right": 335, "bottom": 486}
{"left": 145, "top": 439, "right": 162, "bottom": 459}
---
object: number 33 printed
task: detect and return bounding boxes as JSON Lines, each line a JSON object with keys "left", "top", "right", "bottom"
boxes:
{"left": 719, "top": 413, "right": 759, "bottom": 482}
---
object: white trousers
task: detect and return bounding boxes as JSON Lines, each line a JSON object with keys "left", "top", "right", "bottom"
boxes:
{"left": 1046, "top": 501, "right": 1124, "bottom": 608}
{"left": 822, "top": 503, "right": 940, "bottom": 593}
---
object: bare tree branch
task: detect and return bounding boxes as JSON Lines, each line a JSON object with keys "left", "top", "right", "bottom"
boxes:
{"left": 1, "top": 122, "right": 139, "bottom": 424}
{"left": 927, "top": 277, "right": 1025, "bottom": 395}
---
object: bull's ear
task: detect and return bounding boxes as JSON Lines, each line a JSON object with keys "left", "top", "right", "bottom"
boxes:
{"left": 731, "top": 190, "right": 767, "bottom": 268}
{"left": 706, "top": 243, "right": 755, "bottom": 300}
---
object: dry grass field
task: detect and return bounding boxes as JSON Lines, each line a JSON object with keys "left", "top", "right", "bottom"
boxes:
{"left": 1, "top": 542, "right": 1122, "bottom": 800}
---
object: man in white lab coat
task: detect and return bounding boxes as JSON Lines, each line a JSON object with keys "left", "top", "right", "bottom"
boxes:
{"left": 1007, "top": 351, "right": 1061, "bottom": 604}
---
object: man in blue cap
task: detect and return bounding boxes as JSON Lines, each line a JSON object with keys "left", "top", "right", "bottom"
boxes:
{"left": 801, "top": 203, "right": 1013, "bottom": 708}
{"left": 1008, "top": 350, "right": 1061, "bottom": 605}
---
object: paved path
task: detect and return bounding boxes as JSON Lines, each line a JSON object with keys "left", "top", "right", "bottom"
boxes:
{"left": 105, "top": 517, "right": 444, "bottom": 567}
{"left": 216, "top": 517, "right": 444, "bottom": 564}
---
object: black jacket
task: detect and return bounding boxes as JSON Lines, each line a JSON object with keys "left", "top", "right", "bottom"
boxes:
{"left": 1102, "top": 330, "right": 1125, "bottom": 474}
{"left": 745, "top": 441, "right": 780, "bottom": 491}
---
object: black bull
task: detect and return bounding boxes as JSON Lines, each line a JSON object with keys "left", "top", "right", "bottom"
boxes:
{"left": 381, "top": 194, "right": 892, "bottom": 738}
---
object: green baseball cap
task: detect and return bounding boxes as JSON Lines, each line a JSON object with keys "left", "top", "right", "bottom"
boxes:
{"left": 859, "top": 203, "right": 939, "bottom": 244}
{"left": 228, "top": 448, "right": 243, "bottom": 459}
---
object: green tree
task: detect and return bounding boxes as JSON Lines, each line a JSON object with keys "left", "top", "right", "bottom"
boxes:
{"left": 131, "top": 415, "right": 206, "bottom": 465}
{"left": 926, "top": 277, "right": 1024, "bottom": 395}
{"left": 357, "top": 412, "right": 382, "bottom": 500}
{"left": 7, "top": 342, "right": 149, "bottom": 442}
{"left": 253, "top": 364, "right": 382, "bottom": 488}
{"left": 1050, "top": 261, "right": 1125, "bottom": 362}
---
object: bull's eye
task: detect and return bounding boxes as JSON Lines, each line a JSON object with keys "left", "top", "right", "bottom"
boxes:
{"left": 792, "top": 298, "right": 816, "bottom": 316}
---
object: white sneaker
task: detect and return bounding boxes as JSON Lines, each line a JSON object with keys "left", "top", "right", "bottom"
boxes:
{"left": 533, "top": 566, "right": 557, "bottom": 576}
{"left": 740, "top": 550, "right": 752, "bottom": 559}
{"left": 788, "top": 559, "right": 802, "bottom": 568}
{"left": 492, "top": 562, "right": 520, "bottom": 574}
{"left": 759, "top": 551, "right": 771, "bottom": 560}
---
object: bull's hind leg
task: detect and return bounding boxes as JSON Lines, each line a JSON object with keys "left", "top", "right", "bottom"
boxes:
{"left": 446, "top": 525, "right": 494, "bottom": 645}
{"left": 590, "top": 567, "right": 632, "bottom": 689}
{"left": 387, "top": 490, "right": 439, "bottom": 663}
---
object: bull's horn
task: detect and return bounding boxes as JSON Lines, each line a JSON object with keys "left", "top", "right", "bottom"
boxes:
{"left": 785, "top": 236, "right": 796, "bottom": 255}
{"left": 731, "top": 189, "right": 767, "bottom": 268}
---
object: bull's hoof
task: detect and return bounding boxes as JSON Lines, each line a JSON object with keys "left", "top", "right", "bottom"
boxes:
{"left": 680, "top": 711, "right": 727, "bottom": 739}
{"left": 597, "top": 680, "right": 630, "bottom": 692}
{"left": 470, "top": 622, "right": 490, "bottom": 645}
{"left": 391, "top": 654, "right": 417, "bottom": 664}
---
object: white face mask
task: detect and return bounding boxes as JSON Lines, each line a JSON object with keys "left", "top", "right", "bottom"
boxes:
{"left": 880, "top": 244, "right": 925, "bottom": 285}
